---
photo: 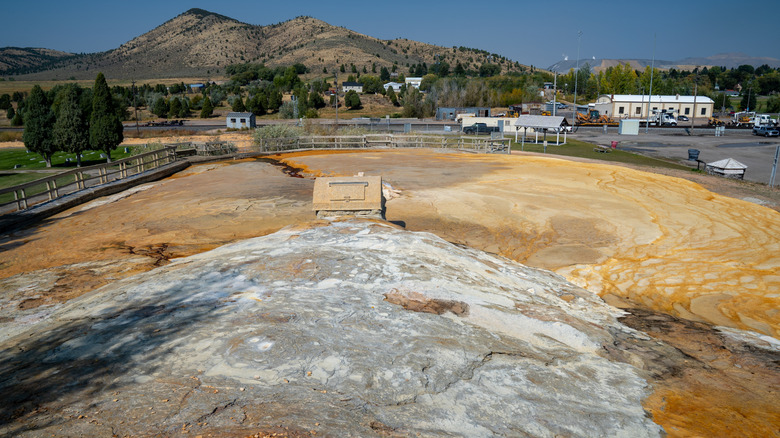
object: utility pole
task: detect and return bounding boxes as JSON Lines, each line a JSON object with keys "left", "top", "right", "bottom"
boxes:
{"left": 691, "top": 71, "right": 698, "bottom": 134}
{"left": 573, "top": 31, "right": 582, "bottom": 119}
{"left": 552, "top": 70, "right": 558, "bottom": 117}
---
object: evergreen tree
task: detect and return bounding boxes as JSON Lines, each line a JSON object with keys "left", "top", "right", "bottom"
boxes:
{"left": 344, "top": 90, "right": 362, "bottom": 109}
{"left": 309, "top": 91, "right": 325, "bottom": 109}
{"left": 247, "top": 94, "right": 266, "bottom": 116}
{"left": 11, "top": 110, "right": 23, "bottom": 126}
{"left": 89, "top": 73, "right": 123, "bottom": 162}
{"left": 386, "top": 86, "right": 399, "bottom": 106}
{"left": 200, "top": 96, "right": 213, "bottom": 118}
{"left": 6, "top": 107, "right": 14, "bottom": 120}
{"left": 380, "top": 67, "right": 391, "bottom": 82}
{"left": 232, "top": 96, "right": 247, "bottom": 112}
{"left": 169, "top": 97, "right": 182, "bottom": 118}
{"left": 22, "top": 85, "right": 57, "bottom": 167}
{"left": 178, "top": 99, "right": 190, "bottom": 118}
{"left": 53, "top": 86, "right": 89, "bottom": 167}
{"left": 152, "top": 96, "right": 168, "bottom": 118}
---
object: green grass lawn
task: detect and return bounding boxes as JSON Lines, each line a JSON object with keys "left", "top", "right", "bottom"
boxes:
{"left": 511, "top": 138, "right": 690, "bottom": 170}
{"left": 0, "top": 147, "right": 134, "bottom": 171}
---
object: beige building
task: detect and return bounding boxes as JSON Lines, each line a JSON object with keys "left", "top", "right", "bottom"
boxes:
{"left": 594, "top": 94, "right": 714, "bottom": 119}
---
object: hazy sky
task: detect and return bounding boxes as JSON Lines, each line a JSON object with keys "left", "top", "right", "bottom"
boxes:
{"left": 3, "top": 0, "right": 779, "bottom": 69}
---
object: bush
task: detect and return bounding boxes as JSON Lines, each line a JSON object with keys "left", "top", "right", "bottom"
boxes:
{"left": 304, "top": 108, "right": 319, "bottom": 118}
{"left": 252, "top": 124, "right": 306, "bottom": 145}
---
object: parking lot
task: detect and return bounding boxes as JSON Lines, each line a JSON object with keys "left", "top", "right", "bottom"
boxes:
{"left": 573, "top": 126, "right": 780, "bottom": 185}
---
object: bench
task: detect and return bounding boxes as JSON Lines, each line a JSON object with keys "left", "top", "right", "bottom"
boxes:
{"left": 594, "top": 145, "right": 611, "bottom": 153}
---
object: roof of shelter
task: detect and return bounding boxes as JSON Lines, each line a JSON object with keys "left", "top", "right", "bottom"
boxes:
{"left": 513, "top": 115, "right": 567, "bottom": 129}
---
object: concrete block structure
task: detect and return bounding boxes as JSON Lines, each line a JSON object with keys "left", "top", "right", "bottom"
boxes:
{"left": 313, "top": 176, "right": 384, "bottom": 219}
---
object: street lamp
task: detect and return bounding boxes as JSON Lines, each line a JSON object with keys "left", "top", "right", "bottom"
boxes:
{"left": 573, "top": 31, "right": 582, "bottom": 118}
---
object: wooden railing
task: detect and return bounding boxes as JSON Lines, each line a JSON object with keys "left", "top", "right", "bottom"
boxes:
{"left": 255, "top": 134, "right": 510, "bottom": 154}
{"left": 0, "top": 147, "right": 178, "bottom": 214}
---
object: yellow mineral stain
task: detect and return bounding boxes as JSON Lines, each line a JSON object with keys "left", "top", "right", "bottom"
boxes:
{"left": 283, "top": 150, "right": 780, "bottom": 338}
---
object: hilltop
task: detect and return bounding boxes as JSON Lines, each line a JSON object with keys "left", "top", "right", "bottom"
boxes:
{"left": 1, "top": 8, "right": 528, "bottom": 80}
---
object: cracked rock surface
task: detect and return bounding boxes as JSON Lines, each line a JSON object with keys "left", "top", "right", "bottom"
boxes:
{"left": 0, "top": 220, "right": 662, "bottom": 437}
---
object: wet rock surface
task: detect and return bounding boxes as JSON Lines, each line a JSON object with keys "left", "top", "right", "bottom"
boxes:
{"left": 1, "top": 149, "right": 778, "bottom": 436}
{"left": 1, "top": 221, "right": 662, "bottom": 437}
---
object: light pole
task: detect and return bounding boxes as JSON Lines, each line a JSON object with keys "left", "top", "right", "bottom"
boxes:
{"left": 573, "top": 31, "right": 582, "bottom": 119}
{"left": 691, "top": 68, "right": 698, "bottom": 134}
{"left": 645, "top": 34, "right": 656, "bottom": 134}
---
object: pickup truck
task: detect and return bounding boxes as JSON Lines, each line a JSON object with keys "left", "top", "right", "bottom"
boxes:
{"left": 463, "top": 123, "right": 499, "bottom": 134}
{"left": 752, "top": 125, "right": 779, "bottom": 137}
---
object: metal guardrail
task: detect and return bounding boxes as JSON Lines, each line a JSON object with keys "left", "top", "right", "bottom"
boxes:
{"left": 256, "top": 134, "right": 510, "bottom": 154}
{"left": 0, "top": 147, "right": 178, "bottom": 214}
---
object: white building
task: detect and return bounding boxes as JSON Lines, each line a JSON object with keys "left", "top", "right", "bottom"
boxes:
{"left": 342, "top": 82, "right": 363, "bottom": 93}
{"left": 405, "top": 77, "right": 422, "bottom": 89}
{"left": 594, "top": 94, "right": 715, "bottom": 119}
{"left": 383, "top": 82, "right": 403, "bottom": 93}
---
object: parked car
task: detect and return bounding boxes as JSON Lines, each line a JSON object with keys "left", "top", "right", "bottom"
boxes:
{"left": 677, "top": 115, "right": 689, "bottom": 121}
{"left": 752, "top": 125, "right": 780, "bottom": 137}
{"left": 463, "top": 123, "right": 499, "bottom": 134}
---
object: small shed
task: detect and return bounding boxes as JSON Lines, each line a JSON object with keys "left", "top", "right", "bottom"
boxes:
{"left": 226, "top": 112, "right": 256, "bottom": 129}
{"left": 513, "top": 115, "right": 569, "bottom": 149}
{"left": 705, "top": 158, "right": 747, "bottom": 179}
{"left": 312, "top": 176, "right": 385, "bottom": 219}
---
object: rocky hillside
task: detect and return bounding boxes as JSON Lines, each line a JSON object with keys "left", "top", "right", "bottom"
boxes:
{"left": 3, "top": 8, "right": 527, "bottom": 80}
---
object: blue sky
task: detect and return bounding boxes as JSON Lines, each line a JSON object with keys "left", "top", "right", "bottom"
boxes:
{"left": 3, "top": 0, "right": 779, "bottom": 69}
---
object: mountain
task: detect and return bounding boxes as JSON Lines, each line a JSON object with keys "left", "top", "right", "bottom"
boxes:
{"left": 548, "top": 52, "right": 780, "bottom": 73}
{"left": 0, "top": 8, "right": 527, "bottom": 80}
{"left": 0, "top": 47, "right": 82, "bottom": 75}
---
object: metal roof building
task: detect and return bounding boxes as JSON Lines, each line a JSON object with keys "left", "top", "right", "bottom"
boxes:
{"left": 594, "top": 94, "right": 715, "bottom": 119}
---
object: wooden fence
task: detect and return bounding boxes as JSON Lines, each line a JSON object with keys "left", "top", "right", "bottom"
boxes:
{"left": 255, "top": 134, "right": 510, "bottom": 154}
{"left": 0, "top": 147, "right": 177, "bottom": 214}
{"left": 0, "top": 135, "right": 510, "bottom": 216}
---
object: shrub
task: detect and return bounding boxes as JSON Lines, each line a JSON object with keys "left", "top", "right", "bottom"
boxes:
{"left": 252, "top": 124, "right": 305, "bottom": 145}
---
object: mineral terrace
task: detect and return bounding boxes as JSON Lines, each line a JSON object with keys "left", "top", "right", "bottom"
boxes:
{"left": 0, "top": 149, "right": 778, "bottom": 437}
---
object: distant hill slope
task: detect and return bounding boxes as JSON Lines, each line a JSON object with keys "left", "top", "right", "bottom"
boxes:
{"left": 1, "top": 8, "right": 527, "bottom": 80}
{"left": 0, "top": 47, "right": 82, "bottom": 75}
{"left": 548, "top": 53, "right": 780, "bottom": 73}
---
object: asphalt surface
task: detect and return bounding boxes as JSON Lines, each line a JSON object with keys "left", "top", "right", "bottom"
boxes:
{"left": 572, "top": 126, "right": 780, "bottom": 184}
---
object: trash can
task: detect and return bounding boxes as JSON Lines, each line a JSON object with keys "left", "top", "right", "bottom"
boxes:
{"left": 611, "top": 141, "right": 618, "bottom": 149}
{"left": 688, "top": 149, "right": 700, "bottom": 160}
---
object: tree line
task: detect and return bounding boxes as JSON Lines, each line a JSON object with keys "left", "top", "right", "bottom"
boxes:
{"left": 555, "top": 63, "right": 780, "bottom": 112}
{"left": 18, "top": 73, "right": 123, "bottom": 167}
